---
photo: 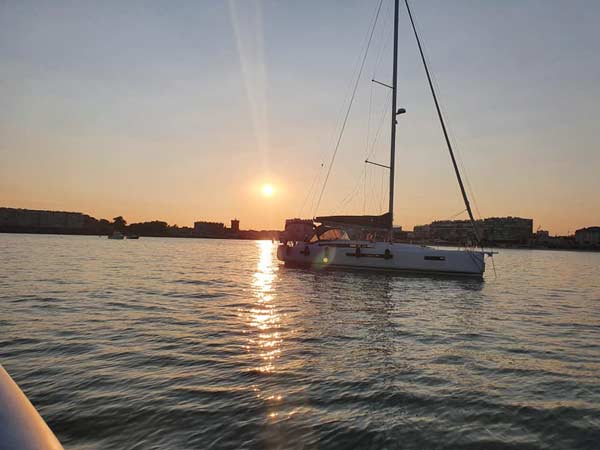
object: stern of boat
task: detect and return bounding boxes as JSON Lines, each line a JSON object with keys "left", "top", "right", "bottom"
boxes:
{"left": 276, "top": 243, "right": 288, "bottom": 262}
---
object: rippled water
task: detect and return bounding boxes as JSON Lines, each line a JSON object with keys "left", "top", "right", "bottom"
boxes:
{"left": 1, "top": 234, "right": 599, "bottom": 449}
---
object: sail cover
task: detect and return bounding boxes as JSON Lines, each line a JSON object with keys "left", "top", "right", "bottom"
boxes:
{"left": 315, "top": 212, "right": 391, "bottom": 229}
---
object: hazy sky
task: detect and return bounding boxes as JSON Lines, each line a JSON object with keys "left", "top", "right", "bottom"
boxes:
{"left": 1, "top": 0, "right": 599, "bottom": 234}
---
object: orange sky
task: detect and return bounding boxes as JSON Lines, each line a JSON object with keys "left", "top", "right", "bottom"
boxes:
{"left": 1, "top": 1, "right": 599, "bottom": 235}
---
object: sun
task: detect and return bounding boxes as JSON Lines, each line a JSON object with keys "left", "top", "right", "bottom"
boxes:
{"left": 261, "top": 183, "right": 275, "bottom": 197}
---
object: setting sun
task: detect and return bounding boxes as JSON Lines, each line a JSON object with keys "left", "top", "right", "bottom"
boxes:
{"left": 261, "top": 184, "right": 275, "bottom": 197}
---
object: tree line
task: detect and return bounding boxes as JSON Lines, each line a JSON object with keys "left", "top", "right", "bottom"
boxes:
{"left": 88, "top": 216, "right": 192, "bottom": 237}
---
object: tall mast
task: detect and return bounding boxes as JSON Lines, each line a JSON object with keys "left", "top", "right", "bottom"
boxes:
{"left": 388, "top": 0, "right": 399, "bottom": 240}
{"left": 404, "top": 0, "right": 481, "bottom": 246}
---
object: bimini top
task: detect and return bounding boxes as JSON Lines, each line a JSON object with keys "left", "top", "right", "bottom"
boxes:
{"left": 315, "top": 212, "right": 391, "bottom": 230}
{"left": 309, "top": 225, "right": 350, "bottom": 243}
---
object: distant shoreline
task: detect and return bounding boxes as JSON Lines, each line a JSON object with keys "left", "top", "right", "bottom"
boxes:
{"left": 0, "top": 207, "right": 280, "bottom": 241}
{"left": 420, "top": 242, "right": 600, "bottom": 254}
{"left": 0, "top": 229, "right": 276, "bottom": 241}
{"left": 3, "top": 230, "right": 599, "bottom": 252}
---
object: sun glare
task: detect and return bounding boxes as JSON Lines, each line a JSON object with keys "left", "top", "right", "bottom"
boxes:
{"left": 261, "top": 184, "right": 275, "bottom": 197}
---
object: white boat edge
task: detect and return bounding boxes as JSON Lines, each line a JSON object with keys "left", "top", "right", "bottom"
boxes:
{"left": 0, "top": 364, "right": 64, "bottom": 450}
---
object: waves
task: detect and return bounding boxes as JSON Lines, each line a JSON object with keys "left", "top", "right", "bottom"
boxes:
{"left": 1, "top": 235, "right": 599, "bottom": 449}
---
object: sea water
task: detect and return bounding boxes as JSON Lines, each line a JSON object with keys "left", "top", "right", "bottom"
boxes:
{"left": 1, "top": 234, "right": 599, "bottom": 449}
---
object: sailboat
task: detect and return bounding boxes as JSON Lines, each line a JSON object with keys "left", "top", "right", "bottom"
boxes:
{"left": 277, "top": 0, "right": 492, "bottom": 277}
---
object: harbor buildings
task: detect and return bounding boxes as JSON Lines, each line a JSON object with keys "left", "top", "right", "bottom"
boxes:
{"left": 482, "top": 217, "right": 533, "bottom": 244}
{"left": 410, "top": 216, "right": 533, "bottom": 245}
{"left": 0, "top": 207, "right": 91, "bottom": 231}
{"left": 575, "top": 227, "right": 600, "bottom": 246}
{"left": 193, "top": 221, "right": 225, "bottom": 236}
{"left": 192, "top": 218, "right": 279, "bottom": 240}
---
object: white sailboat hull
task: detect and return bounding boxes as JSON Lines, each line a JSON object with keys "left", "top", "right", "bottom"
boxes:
{"left": 277, "top": 241, "right": 485, "bottom": 277}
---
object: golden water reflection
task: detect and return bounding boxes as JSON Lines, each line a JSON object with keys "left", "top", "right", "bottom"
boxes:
{"left": 249, "top": 241, "right": 281, "bottom": 373}
{"left": 247, "top": 241, "right": 284, "bottom": 418}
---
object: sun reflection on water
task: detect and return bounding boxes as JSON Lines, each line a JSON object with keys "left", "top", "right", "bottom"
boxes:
{"left": 249, "top": 241, "right": 281, "bottom": 373}
{"left": 246, "top": 241, "right": 285, "bottom": 418}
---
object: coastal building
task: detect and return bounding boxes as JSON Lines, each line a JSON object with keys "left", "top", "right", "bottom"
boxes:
{"left": 482, "top": 217, "right": 533, "bottom": 244}
{"left": 239, "top": 229, "right": 280, "bottom": 241}
{"left": 409, "top": 216, "right": 533, "bottom": 245}
{"left": 392, "top": 226, "right": 406, "bottom": 241}
{"left": 430, "top": 220, "right": 474, "bottom": 243}
{"left": 193, "top": 221, "right": 224, "bottom": 236}
{"left": 533, "top": 230, "right": 551, "bottom": 245}
{"left": 412, "top": 224, "right": 431, "bottom": 240}
{"left": 0, "top": 207, "right": 89, "bottom": 230}
{"left": 575, "top": 227, "right": 600, "bottom": 246}
{"left": 411, "top": 220, "right": 476, "bottom": 243}
{"left": 192, "top": 218, "right": 280, "bottom": 240}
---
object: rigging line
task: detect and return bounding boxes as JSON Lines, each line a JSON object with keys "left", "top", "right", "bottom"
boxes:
{"left": 452, "top": 130, "right": 483, "bottom": 219}
{"left": 307, "top": 166, "right": 323, "bottom": 219}
{"left": 337, "top": 184, "right": 362, "bottom": 213}
{"left": 372, "top": 0, "right": 393, "bottom": 82}
{"left": 367, "top": 164, "right": 375, "bottom": 212}
{"left": 340, "top": 154, "right": 383, "bottom": 212}
{"left": 360, "top": 90, "right": 391, "bottom": 213}
{"left": 361, "top": 70, "right": 374, "bottom": 213}
{"left": 334, "top": 167, "right": 367, "bottom": 213}
{"left": 491, "top": 254, "right": 497, "bottom": 280}
{"left": 421, "top": 50, "right": 483, "bottom": 221}
{"left": 362, "top": 164, "right": 367, "bottom": 214}
{"left": 299, "top": 173, "right": 315, "bottom": 217}
{"left": 298, "top": 163, "right": 323, "bottom": 217}
{"left": 378, "top": 167, "right": 386, "bottom": 213}
{"left": 308, "top": 168, "right": 323, "bottom": 219}
{"left": 448, "top": 208, "right": 467, "bottom": 220}
{"left": 368, "top": 160, "right": 380, "bottom": 212}
{"left": 366, "top": 5, "right": 387, "bottom": 162}
{"left": 306, "top": 0, "right": 381, "bottom": 217}
{"left": 445, "top": 113, "right": 483, "bottom": 220}
{"left": 404, "top": 0, "right": 482, "bottom": 247}
{"left": 358, "top": 53, "right": 389, "bottom": 212}
{"left": 337, "top": 105, "right": 387, "bottom": 214}
{"left": 408, "top": 3, "right": 484, "bottom": 223}
{"left": 365, "top": 73, "right": 374, "bottom": 160}
{"left": 358, "top": 88, "right": 390, "bottom": 213}
{"left": 313, "top": 0, "right": 384, "bottom": 217}
{"left": 337, "top": 189, "right": 358, "bottom": 214}
{"left": 337, "top": 19, "right": 392, "bottom": 217}
{"left": 365, "top": 90, "right": 391, "bottom": 212}
{"left": 366, "top": 90, "right": 392, "bottom": 162}
{"left": 363, "top": 9, "right": 386, "bottom": 215}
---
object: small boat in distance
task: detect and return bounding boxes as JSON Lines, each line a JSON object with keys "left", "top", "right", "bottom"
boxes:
{"left": 277, "top": 0, "right": 492, "bottom": 277}
{"left": 108, "top": 231, "right": 125, "bottom": 240}
{"left": 126, "top": 234, "right": 140, "bottom": 239}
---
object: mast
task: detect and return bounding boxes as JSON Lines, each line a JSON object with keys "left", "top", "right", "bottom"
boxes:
{"left": 404, "top": 0, "right": 481, "bottom": 247}
{"left": 388, "top": 0, "right": 399, "bottom": 240}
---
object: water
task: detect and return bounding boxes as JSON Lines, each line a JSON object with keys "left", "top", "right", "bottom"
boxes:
{"left": 1, "top": 234, "right": 599, "bottom": 450}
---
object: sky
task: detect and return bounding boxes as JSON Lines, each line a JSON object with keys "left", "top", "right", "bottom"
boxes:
{"left": 1, "top": 0, "right": 599, "bottom": 234}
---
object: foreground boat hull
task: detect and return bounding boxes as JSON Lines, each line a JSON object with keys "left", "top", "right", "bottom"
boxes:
{"left": 0, "top": 365, "right": 64, "bottom": 450}
{"left": 277, "top": 242, "right": 485, "bottom": 277}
